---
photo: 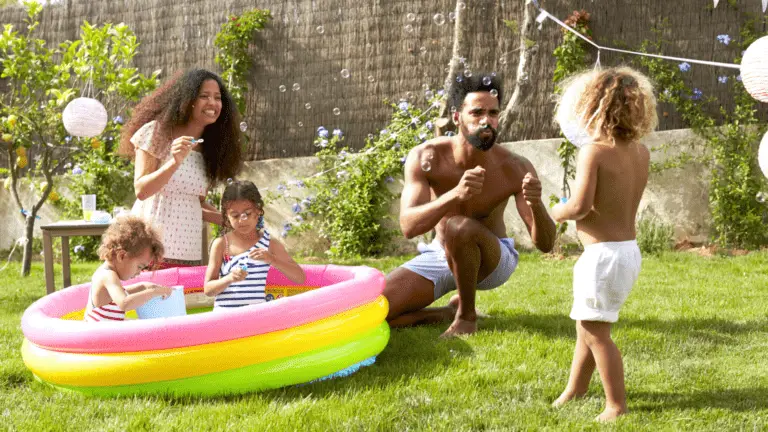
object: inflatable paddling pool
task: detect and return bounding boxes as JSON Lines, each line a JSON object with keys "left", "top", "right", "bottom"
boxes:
{"left": 20, "top": 264, "right": 389, "bottom": 397}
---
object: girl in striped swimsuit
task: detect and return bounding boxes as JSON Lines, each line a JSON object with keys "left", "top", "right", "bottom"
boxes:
{"left": 84, "top": 216, "right": 173, "bottom": 322}
{"left": 204, "top": 180, "right": 305, "bottom": 309}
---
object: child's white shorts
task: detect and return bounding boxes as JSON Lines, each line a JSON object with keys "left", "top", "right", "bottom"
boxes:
{"left": 570, "top": 240, "right": 641, "bottom": 323}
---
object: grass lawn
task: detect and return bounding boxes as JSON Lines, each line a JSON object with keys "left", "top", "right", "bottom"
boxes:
{"left": 1, "top": 252, "right": 767, "bottom": 431}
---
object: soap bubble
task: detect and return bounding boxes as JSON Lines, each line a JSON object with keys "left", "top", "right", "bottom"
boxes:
{"left": 298, "top": 122, "right": 304, "bottom": 127}
{"left": 420, "top": 46, "right": 427, "bottom": 55}
{"left": 279, "top": 85, "right": 286, "bottom": 92}
{"left": 499, "top": 56, "right": 507, "bottom": 65}
{"left": 304, "top": 103, "right": 312, "bottom": 110}
{"left": 239, "top": 122, "right": 247, "bottom": 132}
{"left": 368, "top": 75, "right": 376, "bottom": 82}
{"left": 405, "top": 24, "right": 414, "bottom": 33}
{"left": 340, "top": 69, "right": 351, "bottom": 79}
{"left": 757, "top": 192, "right": 767, "bottom": 203}
{"left": 406, "top": 13, "right": 416, "bottom": 22}
{"left": 292, "top": 83, "right": 301, "bottom": 91}
{"left": 433, "top": 13, "right": 446, "bottom": 25}
{"left": 464, "top": 69, "right": 472, "bottom": 77}
{"left": 482, "top": 76, "right": 492, "bottom": 86}
{"left": 333, "top": 107, "right": 341, "bottom": 116}
{"left": 448, "top": 12, "right": 456, "bottom": 21}
{"left": 420, "top": 160, "right": 431, "bottom": 171}
{"left": 490, "top": 89, "right": 499, "bottom": 98}
{"left": 316, "top": 25, "right": 325, "bottom": 34}
{"left": 457, "top": 2, "right": 466, "bottom": 10}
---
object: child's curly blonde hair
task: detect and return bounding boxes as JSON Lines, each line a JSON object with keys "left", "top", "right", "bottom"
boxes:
{"left": 556, "top": 66, "right": 658, "bottom": 146}
{"left": 97, "top": 215, "right": 164, "bottom": 263}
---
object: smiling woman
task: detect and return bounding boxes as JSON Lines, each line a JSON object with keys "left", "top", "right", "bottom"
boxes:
{"left": 118, "top": 69, "right": 244, "bottom": 269}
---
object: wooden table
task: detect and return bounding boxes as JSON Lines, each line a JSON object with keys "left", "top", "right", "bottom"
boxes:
{"left": 40, "top": 220, "right": 209, "bottom": 294}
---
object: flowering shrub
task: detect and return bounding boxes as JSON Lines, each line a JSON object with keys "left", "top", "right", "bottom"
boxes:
{"left": 268, "top": 95, "right": 442, "bottom": 258}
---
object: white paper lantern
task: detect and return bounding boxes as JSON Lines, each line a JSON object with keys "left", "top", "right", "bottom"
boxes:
{"left": 555, "top": 71, "right": 596, "bottom": 148}
{"left": 741, "top": 36, "right": 768, "bottom": 103}
{"left": 62, "top": 97, "right": 108, "bottom": 137}
{"left": 758, "top": 130, "right": 768, "bottom": 179}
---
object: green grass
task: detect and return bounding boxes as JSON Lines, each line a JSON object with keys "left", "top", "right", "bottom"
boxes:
{"left": 1, "top": 252, "right": 767, "bottom": 431}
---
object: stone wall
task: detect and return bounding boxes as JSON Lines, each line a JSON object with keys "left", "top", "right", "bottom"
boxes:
{"left": 0, "top": 129, "right": 709, "bottom": 254}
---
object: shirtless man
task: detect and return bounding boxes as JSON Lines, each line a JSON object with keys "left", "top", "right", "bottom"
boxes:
{"left": 383, "top": 74, "right": 556, "bottom": 338}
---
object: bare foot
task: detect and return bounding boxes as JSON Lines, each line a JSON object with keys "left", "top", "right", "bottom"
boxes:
{"left": 439, "top": 318, "right": 477, "bottom": 338}
{"left": 595, "top": 406, "right": 627, "bottom": 422}
{"left": 551, "top": 390, "right": 586, "bottom": 408}
{"left": 448, "top": 294, "right": 490, "bottom": 319}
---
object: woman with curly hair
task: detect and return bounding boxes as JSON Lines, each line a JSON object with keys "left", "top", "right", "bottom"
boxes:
{"left": 119, "top": 68, "right": 243, "bottom": 269}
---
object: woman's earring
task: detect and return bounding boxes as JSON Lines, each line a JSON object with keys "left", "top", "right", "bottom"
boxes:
{"left": 256, "top": 214, "right": 265, "bottom": 230}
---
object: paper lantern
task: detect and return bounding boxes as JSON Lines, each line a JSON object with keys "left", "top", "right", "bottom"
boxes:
{"left": 741, "top": 36, "right": 768, "bottom": 103}
{"left": 62, "top": 97, "right": 108, "bottom": 137}
{"left": 758, "top": 130, "right": 768, "bottom": 179}
{"left": 555, "top": 71, "right": 596, "bottom": 148}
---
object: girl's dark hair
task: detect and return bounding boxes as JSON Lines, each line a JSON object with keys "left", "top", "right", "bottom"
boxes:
{"left": 220, "top": 180, "right": 264, "bottom": 230}
{"left": 119, "top": 68, "right": 244, "bottom": 184}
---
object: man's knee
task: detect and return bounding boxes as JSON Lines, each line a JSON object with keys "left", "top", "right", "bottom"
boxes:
{"left": 444, "top": 215, "right": 478, "bottom": 251}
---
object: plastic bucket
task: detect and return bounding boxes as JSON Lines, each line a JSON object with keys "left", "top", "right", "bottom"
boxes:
{"left": 136, "top": 286, "right": 187, "bottom": 319}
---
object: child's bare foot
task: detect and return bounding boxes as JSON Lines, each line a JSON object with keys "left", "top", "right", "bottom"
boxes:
{"left": 439, "top": 318, "right": 477, "bottom": 338}
{"left": 448, "top": 294, "right": 490, "bottom": 319}
{"left": 595, "top": 406, "right": 627, "bottom": 422}
{"left": 551, "top": 390, "right": 586, "bottom": 408}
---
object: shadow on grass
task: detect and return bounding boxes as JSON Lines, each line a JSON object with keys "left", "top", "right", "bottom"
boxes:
{"left": 476, "top": 311, "right": 768, "bottom": 345}
{"left": 633, "top": 387, "right": 768, "bottom": 412}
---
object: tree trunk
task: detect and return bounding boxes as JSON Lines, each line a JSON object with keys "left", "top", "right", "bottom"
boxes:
{"left": 20, "top": 214, "right": 34, "bottom": 277}
{"left": 497, "top": 1, "right": 538, "bottom": 140}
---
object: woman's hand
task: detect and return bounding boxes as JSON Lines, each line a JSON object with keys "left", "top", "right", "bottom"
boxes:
{"left": 170, "top": 136, "right": 195, "bottom": 166}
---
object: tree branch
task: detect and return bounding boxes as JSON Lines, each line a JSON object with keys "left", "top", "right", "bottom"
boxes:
{"left": 497, "top": 1, "right": 539, "bottom": 140}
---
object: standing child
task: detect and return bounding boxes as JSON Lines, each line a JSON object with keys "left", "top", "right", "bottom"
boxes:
{"left": 204, "top": 180, "right": 306, "bottom": 308}
{"left": 550, "top": 66, "right": 657, "bottom": 421}
{"left": 85, "top": 216, "right": 172, "bottom": 322}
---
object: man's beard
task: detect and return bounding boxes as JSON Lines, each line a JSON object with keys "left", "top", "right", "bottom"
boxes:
{"left": 465, "top": 124, "right": 497, "bottom": 151}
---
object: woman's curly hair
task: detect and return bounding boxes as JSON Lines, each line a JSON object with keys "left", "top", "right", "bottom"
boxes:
{"left": 118, "top": 68, "right": 244, "bottom": 184}
{"left": 556, "top": 66, "right": 658, "bottom": 145}
{"left": 98, "top": 215, "right": 164, "bottom": 263}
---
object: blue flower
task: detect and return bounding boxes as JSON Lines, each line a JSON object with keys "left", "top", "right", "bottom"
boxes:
{"left": 736, "top": 74, "right": 742, "bottom": 82}
{"left": 317, "top": 126, "right": 327, "bottom": 133}
{"left": 332, "top": 128, "right": 343, "bottom": 137}
{"left": 398, "top": 101, "right": 409, "bottom": 111}
{"left": 392, "top": 143, "right": 401, "bottom": 150}
{"left": 292, "top": 203, "right": 302, "bottom": 213}
{"left": 112, "top": 115, "right": 124, "bottom": 125}
{"left": 425, "top": 120, "right": 433, "bottom": 130}
{"left": 331, "top": 188, "right": 339, "bottom": 196}
{"left": 294, "top": 215, "right": 304, "bottom": 223}
{"left": 419, "top": 132, "right": 428, "bottom": 141}
{"left": 691, "top": 88, "right": 703, "bottom": 100}
{"left": 336, "top": 170, "right": 348, "bottom": 179}
{"left": 296, "top": 180, "right": 305, "bottom": 188}
{"left": 301, "top": 199, "right": 311, "bottom": 207}
{"left": 339, "top": 150, "right": 348, "bottom": 159}
{"left": 318, "top": 129, "right": 329, "bottom": 138}
{"left": 390, "top": 133, "right": 398, "bottom": 140}
{"left": 716, "top": 34, "right": 731, "bottom": 45}
{"left": 281, "top": 231, "right": 289, "bottom": 238}
{"left": 74, "top": 245, "right": 85, "bottom": 253}
{"left": 380, "top": 129, "right": 389, "bottom": 135}
{"left": 283, "top": 222, "right": 293, "bottom": 232}
{"left": 72, "top": 166, "right": 83, "bottom": 175}
{"left": 319, "top": 139, "right": 328, "bottom": 148}
{"left": 400, "top": 157, "right": 407, "bottom": 164}
{"left": 437, "top": 89, "right": 445, "bottom": 96}
{"left": 679, "top": 62, "right": 691, "bottom": 72}
{"left": 717, "top": 76, "right": 728, "bottom": 84}
{"left": 411, "top": 117, "right": 420, "bottom": 125}
{"left": 385, "top": 176, "right": 395, "bottom": 183}
{"left": 277, "top": 183, "right": 287, "bottom": 192}
{"left": 64, "top": 136, "right": 72, "bottom": 143}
